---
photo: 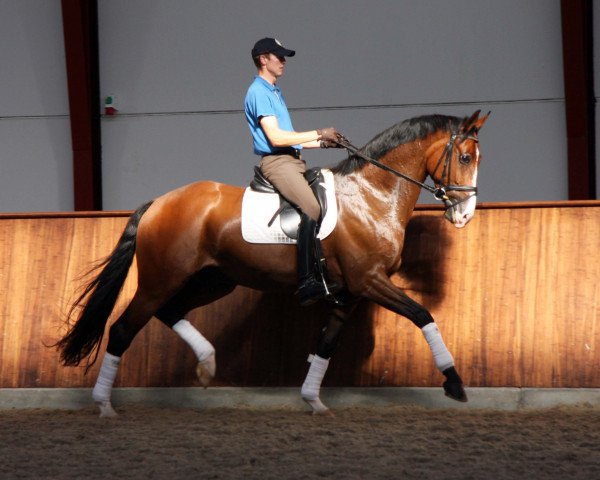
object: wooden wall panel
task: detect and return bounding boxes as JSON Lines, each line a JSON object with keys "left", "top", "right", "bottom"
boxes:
{"left": 0, "top": 215, "right": 135, "bottom": 388}
{"left": 0, "top": 203, "right": 599, "bottom": 389}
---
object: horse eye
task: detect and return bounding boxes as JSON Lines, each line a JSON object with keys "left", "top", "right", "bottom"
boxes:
{"left": 459, "top": 153, "right": 472, "bottom": 165}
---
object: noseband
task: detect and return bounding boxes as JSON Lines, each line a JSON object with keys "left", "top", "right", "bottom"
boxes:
{"left": 336, "top": 132, "right": 478, "bottom": 209}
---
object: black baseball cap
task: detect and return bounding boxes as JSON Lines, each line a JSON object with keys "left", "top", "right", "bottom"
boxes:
{"left": 251, "top": 37, "right": 295, "bottom": 58}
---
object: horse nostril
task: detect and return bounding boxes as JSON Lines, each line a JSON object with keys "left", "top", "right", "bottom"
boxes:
{"left": 460, "top": 211, "right": 475, "bottom": 225}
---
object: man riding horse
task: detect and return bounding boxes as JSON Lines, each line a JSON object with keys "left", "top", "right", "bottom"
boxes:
{"left": 244, "top": 37, "right": 343, "bottom": 306}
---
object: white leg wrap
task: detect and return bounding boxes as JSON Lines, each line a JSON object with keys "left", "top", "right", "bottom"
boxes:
{"left": 92, "top": 352, "right": 120, "bottom": 404}
{"left": 301, "top": 354, "right": 329, "bottom": 401}
{"left": 172, "top": 319, "right": 215, "bottom": 362}
{"left": 422, "top": 322, "right": 455, "bottom": 372}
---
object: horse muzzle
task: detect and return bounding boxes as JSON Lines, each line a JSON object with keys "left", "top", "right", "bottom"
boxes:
{"left": 443, "top": 193, "right": 477, "bottom": 228}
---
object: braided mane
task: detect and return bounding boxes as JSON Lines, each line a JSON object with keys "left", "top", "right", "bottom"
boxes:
{"left": 331, "top": 114, "right": 464, "bottom": 176}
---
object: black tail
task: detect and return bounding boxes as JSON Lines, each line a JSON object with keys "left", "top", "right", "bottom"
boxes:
{"left": 57, "top": 201, "right": 153, "bottom": 368}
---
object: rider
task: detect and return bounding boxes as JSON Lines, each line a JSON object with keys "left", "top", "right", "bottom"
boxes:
{"left": 244, "top": 37, "right": 342, "bottom": 306}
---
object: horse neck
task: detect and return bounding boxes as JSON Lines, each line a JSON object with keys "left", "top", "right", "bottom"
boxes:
{"left": 335, "top": 132, "right": 448, "bottom": 229}
{"left": 354, "top": 141, "right": 429, "bottom": 210}
{"left": 369, "top": 130, "right": 451, "bottom": 202}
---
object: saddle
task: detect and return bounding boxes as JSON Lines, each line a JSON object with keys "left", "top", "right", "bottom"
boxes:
{"left": 249, "top": 166, "right": 328, "bottom": 239}
{"left": 249, "top": 165, "right": 346, "bottom": 305}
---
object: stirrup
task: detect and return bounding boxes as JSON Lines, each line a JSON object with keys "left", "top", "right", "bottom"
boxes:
{"left": 297, "top": 277, "right": 328, "bottom": 306}
{"left": 296, "top": 275, "right": 342, "bottom": 307}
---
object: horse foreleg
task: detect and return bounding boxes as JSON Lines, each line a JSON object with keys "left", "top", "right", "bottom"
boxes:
{"left": 421, "top": 322, "right": 467, "bottom": 402}
{"left": 364, "top": 275, "right": 467, "bottom": 402}
{"left": 301, "top": 306, "right": 351, "bottom": 415}
{"left": 301, "top": 354, "right": 331, "bottom": 415}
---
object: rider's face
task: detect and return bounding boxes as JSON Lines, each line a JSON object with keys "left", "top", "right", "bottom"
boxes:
{"left": 262, "top": 53, "right": 286, "bottom": 79}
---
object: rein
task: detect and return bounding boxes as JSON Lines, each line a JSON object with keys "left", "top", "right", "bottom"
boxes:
{"left": 336, "top": 133, "right": 478, "bottom": 205}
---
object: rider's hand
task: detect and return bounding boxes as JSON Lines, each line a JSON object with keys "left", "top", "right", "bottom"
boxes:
{"left": 320, "top": 140, "right": 344, "bottom": 149}
{"left": 317, "top": 127, "right": 340, "bottom": 142}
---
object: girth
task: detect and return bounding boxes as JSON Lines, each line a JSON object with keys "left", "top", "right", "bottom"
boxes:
{"left": 249, "top": 166, "right": 328, "bottom": 239}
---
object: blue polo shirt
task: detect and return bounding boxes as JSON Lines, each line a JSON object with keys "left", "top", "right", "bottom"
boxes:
{"left": 244, "top": 76, "right": 301, "bottom": 156}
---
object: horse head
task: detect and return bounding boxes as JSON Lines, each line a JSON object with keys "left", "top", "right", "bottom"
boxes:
{"left": 427, "top": 110, "right": 489, "bottom": 228}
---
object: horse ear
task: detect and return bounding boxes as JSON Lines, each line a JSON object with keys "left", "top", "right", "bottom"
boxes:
{"left": 461, "top": 110, "right": 490, "bottom": 135}
{"left": 472, "top": 110, "right": 491, "bottom": 132}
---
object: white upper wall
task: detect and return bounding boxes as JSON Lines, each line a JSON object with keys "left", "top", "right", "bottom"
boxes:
{"left": 98, "top": 0, "right": 564, "bottom": 112}
{"left": 0, "top": 0, "right": 68, "bottom": 116}
{"left": 0, "top": 0, "right": 72, "bottom": 212}
{"left": 98, "top": 0, "right": 568, "bottom": 208}
{"left": 0, "top": 0, "right": 589, "bottom": 212}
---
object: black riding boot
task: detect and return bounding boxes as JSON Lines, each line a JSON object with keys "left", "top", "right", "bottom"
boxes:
{"left": 296, "top": 213, "right": 329, "bottom": 306}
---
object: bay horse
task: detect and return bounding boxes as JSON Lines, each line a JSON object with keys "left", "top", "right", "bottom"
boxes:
{"left": 57, "top": 111, "right": 489, "bottom": 417}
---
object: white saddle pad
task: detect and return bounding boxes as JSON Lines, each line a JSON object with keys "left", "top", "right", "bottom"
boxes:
{"left": 241, "top": 169, "right": 337, "bottom": 244}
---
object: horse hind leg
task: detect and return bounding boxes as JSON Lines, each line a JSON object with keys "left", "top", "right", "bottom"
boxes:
{"left": 172, "top": 320, "right": 216, "bottom": 388}
{"left": 155, "top": 267, "right": 236, "bottom": 388}
{"left": 92, "top": 290, "right": 162, "bottom": 417}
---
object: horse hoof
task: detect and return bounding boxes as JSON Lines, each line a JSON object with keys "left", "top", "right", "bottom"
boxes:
{"left": 196, "top": 353, "right": 216, "bottom": 388}
{"left": 314, "top": 409, "right": 336, "bottom": 417}
{"left": 96, "top": 401, "right": 118, "bottom": 418}
{"left": 443, "top": 381, "right": 468, "bottom": 403}
{"left": 303, "top": 396, "right": 333, "bottom": 416}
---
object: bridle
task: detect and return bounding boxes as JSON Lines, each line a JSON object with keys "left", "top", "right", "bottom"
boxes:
{"left": 428, "top": 132, "right": 479, "bottom": 207}
{"left": 335, "top": 132, "right": 478, "bottom": 209}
